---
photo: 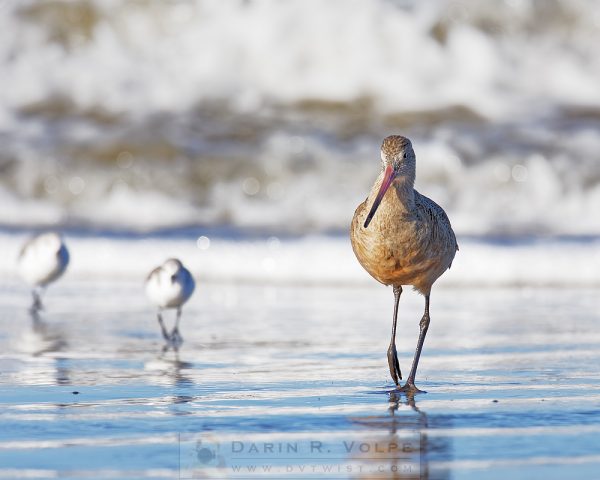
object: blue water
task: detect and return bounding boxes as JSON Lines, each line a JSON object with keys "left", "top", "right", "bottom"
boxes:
{"left": 1, "top": 282, "right": 600, "bottom": 479}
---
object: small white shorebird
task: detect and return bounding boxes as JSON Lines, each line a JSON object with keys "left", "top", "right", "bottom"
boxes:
{"left": 351, "top": 135, "right": 458, "bottom": 393}
{"left": 145, "top": 258, "right": 195, "bottom": 347}
{"left": 17, "top": 232, "right": 70, "bottom": 311}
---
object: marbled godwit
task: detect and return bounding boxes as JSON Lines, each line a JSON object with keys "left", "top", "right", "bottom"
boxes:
{"left": 351, "top": 135, "right": 458, "bottom": 392}
{"left": 17, "top": 232, "right": 70, "bottom": 311}
{"left": 146, "top": 258, "right": 195, "bottom": 347}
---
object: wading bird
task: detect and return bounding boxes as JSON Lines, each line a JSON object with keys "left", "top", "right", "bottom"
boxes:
{"left": 145, "top": 258, "right": 195, "bottom": 348}
{"left": 351, "top": 135, "right": 458, "bottom": 393}
{"left": 18, "top": 232, "right": 70, "bottom": 311}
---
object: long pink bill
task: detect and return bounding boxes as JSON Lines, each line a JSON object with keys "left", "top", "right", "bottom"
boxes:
{"left": 363, "top": 165, "right": 396, "bottom": 228}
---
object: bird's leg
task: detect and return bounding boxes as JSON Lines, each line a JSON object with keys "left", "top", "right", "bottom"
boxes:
{"left": 400, "top": 294, "right": 430, "bottom": 394}
{"left": 170, "top": 307, "right": 183, "bottom": 347}
{"left": 157, "top": 309, "right": 170, "bottom": 342}
{"left": 30, "top": 287, "right": 44, "bottom": 313}
{"left": 387, "top": 285, "right": 403, "bottom": 386}
{"left": 30, "top": 304, "right": 43, "bottom": 329}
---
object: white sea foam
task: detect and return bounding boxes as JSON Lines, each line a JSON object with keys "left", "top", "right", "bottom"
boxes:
{"left": 1, "top": 131, "right": 600, "bottom": 235}
{"left": 2, "top": 0, "right": 600, "bottom": 117}
{"left": 1, "top": 231, "right": 598, "bottom": 287}
{"left": 1, "top": 0, "right": 600, "bottom": 235}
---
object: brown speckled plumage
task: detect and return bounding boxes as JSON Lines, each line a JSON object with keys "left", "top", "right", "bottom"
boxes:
{"left": 381, "top": 134, "right": 412, "bottom": 160}
{"left": 351, "top": 135, "right": 457, "bottom": 294}
{"left": 350, "top": 135, "right": 458, "bottom": 391}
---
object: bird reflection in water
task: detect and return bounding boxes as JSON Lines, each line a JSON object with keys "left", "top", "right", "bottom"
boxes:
{"left": 26, "top": 307, "right": 68, "bottom": 357}
{"left": 13, "top": 308, "right": 72, "bottom": 387}
{"left": 348, "top": 391, "right": 448, "bottom": 480}
{"left": 157, "top": 346, "right": 195, "bottom": 392}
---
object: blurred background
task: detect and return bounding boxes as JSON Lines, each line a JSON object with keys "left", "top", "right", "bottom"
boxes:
{"left": 1, "top": 0, "right": 599, "bottom": 285}
{"left": 3, "top": 4, "right": 600, "bottom": 477}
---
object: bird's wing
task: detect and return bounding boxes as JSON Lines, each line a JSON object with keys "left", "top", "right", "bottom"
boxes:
{"left": 415, "top": 191, "right": 459, "bottom": 254}
{"left": 18, "top": 236, "right": 36, "bottom": 260}
{"left": 146, "top": 265, "right": 163, "bottom": 282}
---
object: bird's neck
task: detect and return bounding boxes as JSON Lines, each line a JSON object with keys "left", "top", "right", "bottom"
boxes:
{"left": 390, "top": 175, "right": 416, "bottom": 213}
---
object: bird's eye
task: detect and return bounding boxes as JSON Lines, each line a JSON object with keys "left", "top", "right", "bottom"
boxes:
{"left": 403, "top": 154, "right": 407, "bottom": 159}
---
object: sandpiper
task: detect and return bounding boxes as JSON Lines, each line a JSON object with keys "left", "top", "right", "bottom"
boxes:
{"left": 17, "top": 232, "right": 70, "bottom": 311}
{"left": 145, "top": 258, "right": 195, "bottom": 348}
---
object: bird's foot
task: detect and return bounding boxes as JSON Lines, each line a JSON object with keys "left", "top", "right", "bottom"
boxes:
{"left": 30, "top": 293, "right": 43, "bottom": 313}
{"left": 29, "top": 303, "right": 43, "bottom": 315}
{"left": 396, "top": 381, "right": 426, "bottom": 395}
{"left": 387, "top": 343, "right": 402, "bottom": 386}
{"left": 169, "top": 328, "right": 184, "bottom": 349}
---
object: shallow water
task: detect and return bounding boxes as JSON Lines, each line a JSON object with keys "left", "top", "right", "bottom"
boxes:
{"left": 1, "top": 281, "right": 599, "bottom": 479}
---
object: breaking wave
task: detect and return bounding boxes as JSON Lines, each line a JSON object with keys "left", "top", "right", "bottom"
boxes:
{"left": 1, "top": 0, "right": 600, "bottom": 235}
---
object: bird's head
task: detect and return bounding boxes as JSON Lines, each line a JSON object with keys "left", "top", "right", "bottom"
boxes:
{"left": 380, "top": 135, "right": 415, "bottom": 175}
{"left": 163, "top": 258, "right": 183, "bottom": 281}
{"left": 364, "top": 135, "right": 415, "bottom": 228}
{"left": 39, "top": 232, "right": 64, "bottom": 255}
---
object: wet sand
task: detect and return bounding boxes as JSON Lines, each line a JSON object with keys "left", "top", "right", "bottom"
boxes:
{"left": 1, "top": 281, "right": 599, "bottom": 479}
